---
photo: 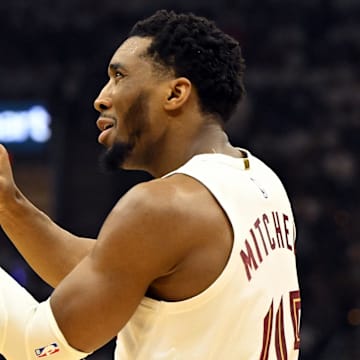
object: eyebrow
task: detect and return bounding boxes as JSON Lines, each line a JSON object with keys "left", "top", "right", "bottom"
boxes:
{"left": 109, "top": 62, "right": 128, "bottom": 73}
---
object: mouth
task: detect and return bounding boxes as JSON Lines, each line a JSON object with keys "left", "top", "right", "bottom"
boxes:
{"left": 97, "top": 117, "right": 116, "bottom": 144}
{"left": 104, "top": 123, "right": 113, "bottom": 130}
{"left": 97, "top": 117, "right": 115, "bottom": 131}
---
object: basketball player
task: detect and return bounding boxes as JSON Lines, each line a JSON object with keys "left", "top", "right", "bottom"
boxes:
{"left": 0, "top": 10, "right": 300, "bottom": 359}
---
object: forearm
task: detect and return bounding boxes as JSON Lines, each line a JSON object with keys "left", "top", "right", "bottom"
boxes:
{"left": 0, "top": 188, "right": 95, "bottom": 288}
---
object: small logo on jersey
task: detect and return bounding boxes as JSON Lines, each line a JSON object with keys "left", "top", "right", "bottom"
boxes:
{"left": 35, "top": 343, "right": 60, "bottom": 357}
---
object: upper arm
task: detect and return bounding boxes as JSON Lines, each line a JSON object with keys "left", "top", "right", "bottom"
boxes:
{"left": 50, "top": 181, "right": 187, "bottom": 352}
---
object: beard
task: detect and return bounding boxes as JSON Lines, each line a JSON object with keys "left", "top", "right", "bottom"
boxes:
{"left": 99, "top": 140, "right": 134, "bottom": 173}
{"left": 98, "top": 91, "right": 150, "bottom": 173}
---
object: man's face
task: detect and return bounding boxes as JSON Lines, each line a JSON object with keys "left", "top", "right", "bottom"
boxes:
{"left": 94, "top": 36, "right": 170, "bottom": 172}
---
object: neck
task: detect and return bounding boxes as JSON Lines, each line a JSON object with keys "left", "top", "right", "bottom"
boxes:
{"left": 145, "top": 119, "right": 241, "bottom": 178}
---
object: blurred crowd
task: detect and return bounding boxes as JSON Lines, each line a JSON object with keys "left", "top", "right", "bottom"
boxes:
{"left": 0, "top": 0, "right": 359, "bottom": 359}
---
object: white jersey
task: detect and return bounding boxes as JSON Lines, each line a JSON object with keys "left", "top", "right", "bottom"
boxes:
{"left": 115, "top": 150, "right": 300, "bottom": 360}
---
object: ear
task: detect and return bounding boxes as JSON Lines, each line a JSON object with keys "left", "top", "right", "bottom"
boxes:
{"left": 163, "top": 77, "right": 192, "bottom": 111}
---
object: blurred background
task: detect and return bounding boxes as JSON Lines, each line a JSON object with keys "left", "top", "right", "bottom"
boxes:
{"left": 0, "top": 0, "right": 358, "bottom": 359}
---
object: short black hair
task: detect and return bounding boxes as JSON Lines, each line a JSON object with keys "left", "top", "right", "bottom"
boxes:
{"left": 129, "top": 10, "right": 246, "bottom": 122}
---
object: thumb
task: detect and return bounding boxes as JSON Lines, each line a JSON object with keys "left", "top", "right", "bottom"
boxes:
{"left": 0, "top": 144, "right": 15, "bottom": 181}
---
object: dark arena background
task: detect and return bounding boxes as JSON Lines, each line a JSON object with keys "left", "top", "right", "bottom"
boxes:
{"left": 0, "top": 1, "right": 359, "bottom": 359}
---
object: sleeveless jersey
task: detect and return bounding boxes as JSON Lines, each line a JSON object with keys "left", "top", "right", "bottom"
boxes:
{"left": 115, "top": 150, "right": 301, "bottom": 360}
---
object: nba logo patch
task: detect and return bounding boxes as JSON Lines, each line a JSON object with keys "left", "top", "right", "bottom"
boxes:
{"left": 35, "top": 343, "right": 60, "bottom": 357}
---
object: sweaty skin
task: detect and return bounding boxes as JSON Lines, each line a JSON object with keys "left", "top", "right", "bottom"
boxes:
{"left": 0, "top": 36, "right": 243, "bottom": 353}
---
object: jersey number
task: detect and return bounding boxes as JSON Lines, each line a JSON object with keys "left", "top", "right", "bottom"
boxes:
{"left": 259, "top": 290, "right": 301, "bottom": 360}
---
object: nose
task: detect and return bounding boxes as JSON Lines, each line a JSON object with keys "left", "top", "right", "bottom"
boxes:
{"left": 94, "top": 89, "right": 112, "bottom": 112}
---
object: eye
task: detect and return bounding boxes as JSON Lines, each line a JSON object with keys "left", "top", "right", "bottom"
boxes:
{"left": 115, "top": 71, "right": 124, "bottom": 79}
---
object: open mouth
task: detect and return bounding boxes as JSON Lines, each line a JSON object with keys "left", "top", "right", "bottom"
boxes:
{"left": 104, "top": 124, "right": 114, "bottom": 130}
{"left": 97, "top": 117, "right": 115, "bottom": 132}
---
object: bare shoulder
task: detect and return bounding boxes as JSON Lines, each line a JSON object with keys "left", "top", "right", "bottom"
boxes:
{"left": 93, "top": 174, "right": 214, "bottom": 276}
{"left": 107, "top": 175, "right": 212, "bottom": 246}
{"left": 92, "top": 174, "right": 232, "bottom": 301}
{"left": 99, "top": 173, "right": 226, "bottom": 262}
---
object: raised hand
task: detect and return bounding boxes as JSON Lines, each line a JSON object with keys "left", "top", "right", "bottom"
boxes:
{"left": 0, "top": 144, "right": 17, "bottom": 216}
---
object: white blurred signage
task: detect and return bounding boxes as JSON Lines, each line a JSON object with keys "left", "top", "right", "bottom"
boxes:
{"left": 0, "top": 105, "right": 51, "bottom": 143}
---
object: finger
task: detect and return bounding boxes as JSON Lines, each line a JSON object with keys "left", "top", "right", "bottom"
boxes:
{"left": 0, "top": 143, "right": 7, "bottom": 156}
{"left": 0, "top": 145, "right": 13, "bottom": 177}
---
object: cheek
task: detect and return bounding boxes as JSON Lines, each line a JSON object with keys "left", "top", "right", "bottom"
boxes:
{"left": 119, "top": 93, "right": 150, "bottom": 143}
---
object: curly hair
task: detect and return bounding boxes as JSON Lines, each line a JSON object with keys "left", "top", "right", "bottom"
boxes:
{"left": 129, "top": 10, "right": 246, "bottom": 122}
